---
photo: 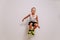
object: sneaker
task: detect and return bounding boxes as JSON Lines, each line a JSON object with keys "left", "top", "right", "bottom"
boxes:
{"left": 31, "top": 30, "right": 35, "bottom": 35}
{"left": 28, "top": 30, "right": 31, "bottom": 34}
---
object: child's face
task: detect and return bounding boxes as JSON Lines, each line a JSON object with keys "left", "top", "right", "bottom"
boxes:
{"left": 31, "top": 8, "right": 36, "bottom": 14}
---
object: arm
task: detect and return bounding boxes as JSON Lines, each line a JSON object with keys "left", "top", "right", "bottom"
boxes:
{"left": 36, "top": 15, "right": 40, "bottom": 28}
{"left": 22, "top": 14, "right": 30, "bottom": 22}
{"left": 36, "top": 15, "right": 38, "bottom": 24}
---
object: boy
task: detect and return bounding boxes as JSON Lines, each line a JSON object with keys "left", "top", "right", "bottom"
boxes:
{"left": 22, "top": 7, "right": 40, "bottom": 35}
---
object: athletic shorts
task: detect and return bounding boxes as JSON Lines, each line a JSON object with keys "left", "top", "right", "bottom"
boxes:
{"left": 28, "top": 21, "right": 37, "bottom": 26}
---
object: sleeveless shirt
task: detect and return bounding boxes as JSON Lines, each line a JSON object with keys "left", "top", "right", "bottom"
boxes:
{"left": 29, "top": 13, "right": 37, "bottom": 22}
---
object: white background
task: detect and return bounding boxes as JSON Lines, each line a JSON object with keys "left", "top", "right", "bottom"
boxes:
{"left": 0, "top": 0, "right": 60, "bottom": 40}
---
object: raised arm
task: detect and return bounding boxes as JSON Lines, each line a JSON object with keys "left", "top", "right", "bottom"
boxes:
{"left": 22, "top": 14, "right": 30, "bottom": 22}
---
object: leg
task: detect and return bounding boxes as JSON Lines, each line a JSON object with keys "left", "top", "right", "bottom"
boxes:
{"left": 34, "top": 23, "right": 39, "bottom": 30}
{"left": 29, "top": 23, "right": 33, "bottom": 30}
{"left": 28, "top": 23, "right": 33, "bottom": 34}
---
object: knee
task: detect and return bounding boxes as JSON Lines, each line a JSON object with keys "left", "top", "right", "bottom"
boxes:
{"left": 29, "top": 23, "right": 32, "bottom": 26}
{"left": 34, "top": 23, "right": 38, "bottom": 27}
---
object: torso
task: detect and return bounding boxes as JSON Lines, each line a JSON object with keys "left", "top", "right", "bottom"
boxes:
{"left": 29, "top": 13, "right": 37, "bottom": 22}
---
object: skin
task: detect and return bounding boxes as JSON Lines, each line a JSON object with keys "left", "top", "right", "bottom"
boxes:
{"left": 22, "top": 7, "right": 40, "bottom": 30}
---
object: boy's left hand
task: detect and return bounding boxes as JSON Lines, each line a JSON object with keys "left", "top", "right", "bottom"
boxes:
{"left": 38, "top": 26, "right": 40, "bottom": 29}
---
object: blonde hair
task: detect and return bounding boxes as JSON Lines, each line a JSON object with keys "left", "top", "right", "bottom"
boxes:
{"left": 31, "top": 7, "right": 36, "bottom": 10}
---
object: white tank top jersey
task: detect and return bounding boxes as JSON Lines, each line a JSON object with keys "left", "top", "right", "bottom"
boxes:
{"left": 29, "top": 13, "right": 37, "bottom": 22}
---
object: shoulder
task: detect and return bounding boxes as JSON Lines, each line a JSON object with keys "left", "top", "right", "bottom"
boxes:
{"left": 28, "top": 13, "right": 31, "bottom": 16}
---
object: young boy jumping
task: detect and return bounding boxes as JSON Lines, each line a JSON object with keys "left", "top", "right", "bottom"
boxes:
{"left": 22, "top": 7, "right": 40, "bottom": 35}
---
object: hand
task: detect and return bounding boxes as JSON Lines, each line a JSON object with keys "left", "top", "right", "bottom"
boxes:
{"left": 38, "top": 26, "right": 40, "bottom": 29}
{"left": 22, "top": 19, "right": 24, "bottom": 22}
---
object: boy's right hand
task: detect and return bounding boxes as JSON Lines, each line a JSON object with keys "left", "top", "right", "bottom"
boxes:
{"left": 22, "top": 19, "right": 24, "bottom": 22}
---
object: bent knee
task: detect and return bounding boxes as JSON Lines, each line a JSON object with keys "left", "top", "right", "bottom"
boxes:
{"left": 34, "top": 23, "right": 38, "bottom": 27}
{"left": 29, "top": 23, "right": 33, "bottom": 26}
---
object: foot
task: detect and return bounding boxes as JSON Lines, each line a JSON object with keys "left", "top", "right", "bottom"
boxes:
{"left": 31, "top": 30, "right": 35, "bottom": 35}
{"left": 28, "top": 30, "right": 31, "bottom": 34}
